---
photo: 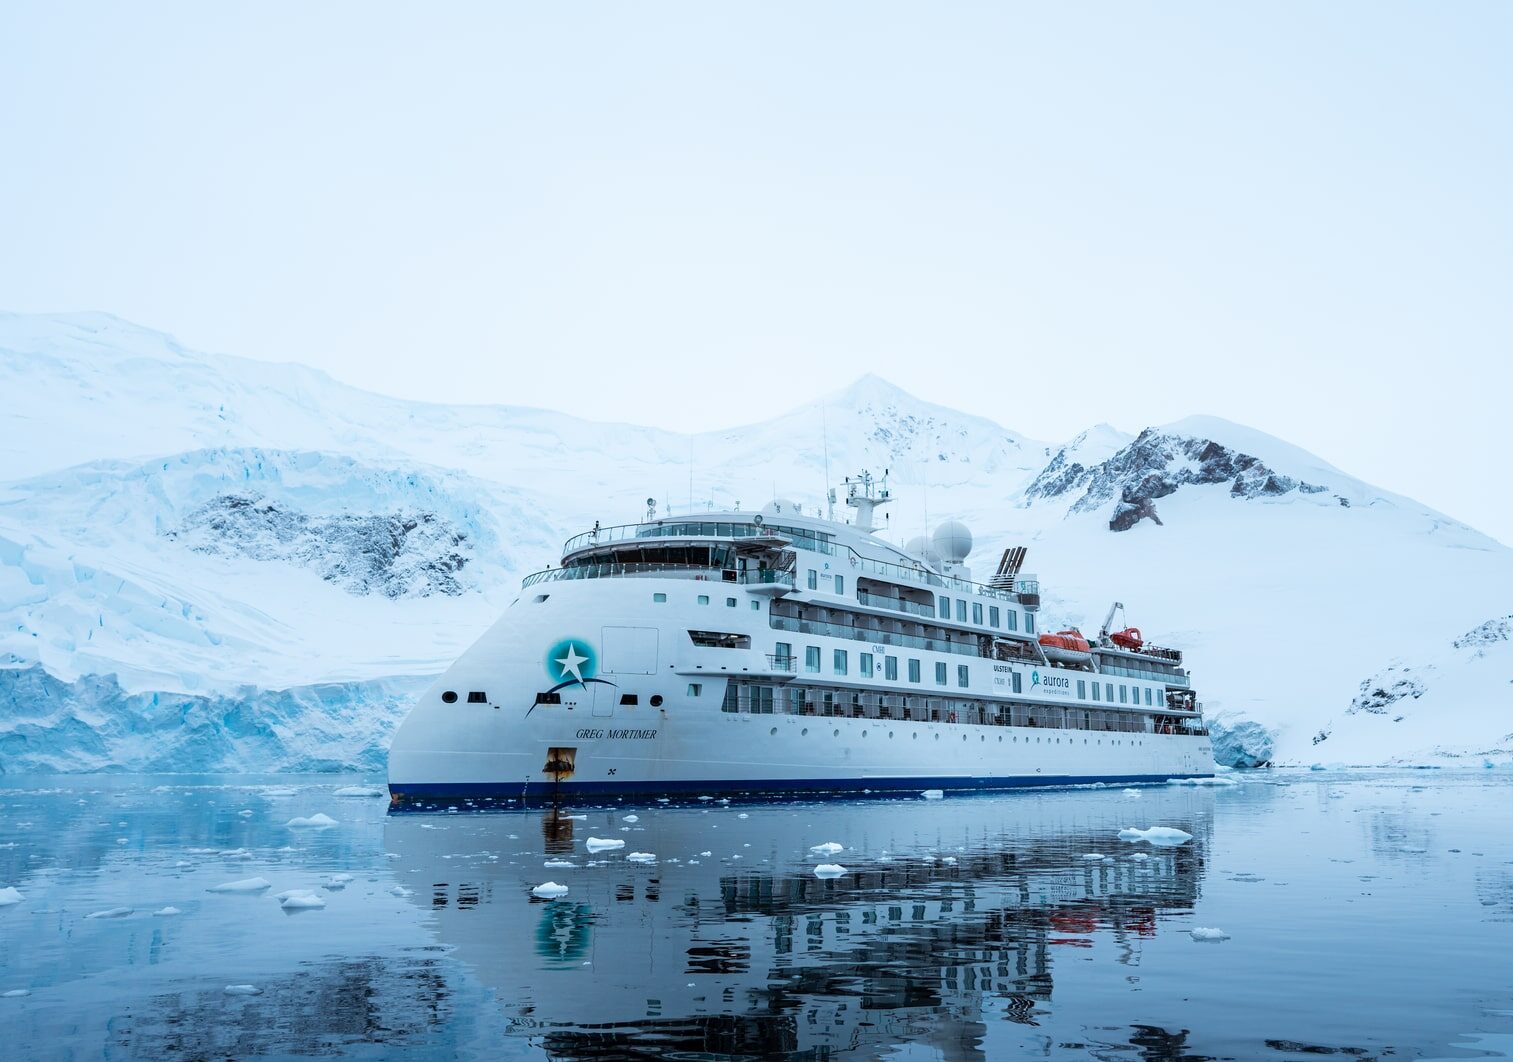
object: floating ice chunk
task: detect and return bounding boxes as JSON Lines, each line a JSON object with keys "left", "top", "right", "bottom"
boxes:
{"left": 563, "top": 814, "right": 587, "bottom": 821}
{"left": 208, "top": 876, "right": 272, "bottom": 893}
{"left": 333, "top": 786, "right": 385, "bottom": 798}
{"left": 279, "top": 891, "right": 326, "bottom": 910}
{"left": 622, "top": 815, "right": 639, "bottom": 822}
{"left": 698, "top": 796, "right": 713, "bottom": 801}
{"left": 2, "top": 989, "right": 29, "bottom": 997}
{"left": 921, "top": 789, "right": 944, "bottom": 800}
{"left": 532, "top": 882, "right": 569, "bottom": 898}
{"left": 86, "top": 907, "right": 133, "bottom": 919}
{"left": 1081, "top": 853, "right": 1106, "bottom": 861}
{"left": 224, "top": 985, "right": 262, "bottom": 995}
{"left": 1190, "top": 927, "right": 1230, "bottom": 942}
{"left": 1128, "top": 853, "right": 1151, "bottom": 861}
{"left": 1122, "top": 789, "right": 1142, "bottom": 798}
{"left": 0, "top": 887, "right": 23, "bottom": 906}
{"left": 737, "top": 813, "right": 749, "bottom": 819}
{"left": 1118, "top": 827, "right": 1193, "bottom": 846}
{"left": 699, "top": 851, "right": 713, "bottom": 857}
{"left": 544, "top": 859, "right": 576, "bottom": 868}
{"left": 285, "top": 813, "right": 338, "bottom": 828}
{"left": 386, "top": 853, "right": 401, "bottom": 860}
{"left": 238, "top": 810, "right": 253, "bottom": 817}
{"left": 153, "top": 907, "right": 181, "bottom": 916}
{"left": 586, "top": 837, "right": 625, "bottom": 852}
{"left": 1169, "top": 776, "right": 1238, "bottom": 787}
{"left": 626, "top": 852, "right": 656, "bottom": 863}
{"left": 809, "top": 842, "right": 844, "bottom": 856}
{"left": 390, "top": 886, "right": 413, "bottom": 897}
{"left": 814, "top": 864, "right": 847, "bottom": 878}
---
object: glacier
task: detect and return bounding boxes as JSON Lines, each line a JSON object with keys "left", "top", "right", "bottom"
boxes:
{"left": 3, "top": 311, "right": 1513, "bottom": 771}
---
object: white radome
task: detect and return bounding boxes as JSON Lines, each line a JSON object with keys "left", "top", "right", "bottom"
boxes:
{"left": 932, "top": 521, "right": 973, "bottom": 563}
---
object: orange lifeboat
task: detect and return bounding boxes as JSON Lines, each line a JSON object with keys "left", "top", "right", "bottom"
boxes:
{"left": 1110, "top": 627, "right": 1144, "bottom": 651}
{"left": 1038, "top": 629, "right": 1090, "bottom": 654}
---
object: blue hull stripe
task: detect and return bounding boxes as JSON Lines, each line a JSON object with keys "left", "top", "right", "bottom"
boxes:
{"left": 389, "top": 772, "right": 1212, "bottom": 801}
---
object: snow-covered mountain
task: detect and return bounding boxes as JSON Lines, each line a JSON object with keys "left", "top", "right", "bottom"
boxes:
{"left": 2, "top": 311, "right": 1509, "bottom": 771}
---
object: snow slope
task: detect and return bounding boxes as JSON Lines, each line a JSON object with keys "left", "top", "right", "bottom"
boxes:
{"left": 2, "top": 312, "right": 1509, "bottom": 770}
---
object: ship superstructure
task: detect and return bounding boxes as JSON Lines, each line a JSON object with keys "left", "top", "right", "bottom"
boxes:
{"left": 388, "top": 473, "right": 1213, "bottom": 799}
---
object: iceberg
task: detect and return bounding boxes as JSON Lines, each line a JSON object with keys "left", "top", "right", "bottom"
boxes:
{"left": 278, "top": 891, "right": 326, "bottom": 910}
{"left": 809, "top": 842, "right": 844, "bottom": 856}
{"left": 921, "top": 789, "right": 944, "bottom": 800}
{"left": 626, "top": 852, "right": 656, "bottom": 864}
{"left": 585, "top": 837, "right": 624, "bottom": 852}
{"left": 85, "top": 907, "right": 133, "bottom": 919}
{"left": 1190, "top": 927, "right": 1230, "bottom": 942}
{"left": 814, "top": 864, "right": 847, "bottom": 878}
{"left": 531, "top": 882, "right": 569, "bottom": 898}
{"left": 223, "top": 985, "right": 262, "bottom": 995}
{"left": 0, "top": 887, "right": 23, "bottom": 906}
{"left": 152, "top": 906, "right": 181, "bottom": 916}
{"left": 333, "top": 786, "right": 385, "bottom": 798}
{"left": 1118, "top": 826, "right": 1194, "bottom": 846}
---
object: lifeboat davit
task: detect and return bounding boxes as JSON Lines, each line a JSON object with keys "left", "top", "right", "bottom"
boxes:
{"left": 1110, "top": 627, "right": 1144, "bottom": 651}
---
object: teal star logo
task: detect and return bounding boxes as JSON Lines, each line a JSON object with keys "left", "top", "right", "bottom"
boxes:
{"left": 545, "top": 639, "right": 597, "bottom": 687}
{"left": 1031, "top": 670, "right": 1041, "bottom": 686}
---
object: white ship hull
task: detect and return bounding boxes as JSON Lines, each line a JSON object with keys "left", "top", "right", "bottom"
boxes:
{"left": 389, "top": 563, "right": 1214, "bottom": 801}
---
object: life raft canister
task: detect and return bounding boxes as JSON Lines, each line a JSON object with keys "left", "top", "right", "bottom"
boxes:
{"left": 1110, "top": 627, "right": 1144, "bottom": 651}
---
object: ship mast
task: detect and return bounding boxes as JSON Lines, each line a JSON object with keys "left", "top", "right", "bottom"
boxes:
{"left": 843, "top": 469, "right": 892, "bottom": 531}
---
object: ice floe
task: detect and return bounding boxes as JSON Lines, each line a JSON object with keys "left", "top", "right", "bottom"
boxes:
{"left": 85, "top": 907, "right": 133, "bottom": 919}
{"left": 921, "top": 789, "right": 944, "bottom": 800}
{"left": 285, "top": 813, "right": 338, "bottom": 828}
{"left": 809, "top": 842, "right": 844, "bottom": 856}
{"left": 390, "top": 886, "right": 413, "bottom": 897}
{"left": 2, "top": 989, "right": 29, "bottom": 998}
{"left": 531, "top": 882, "right": 569, "bottom": 898}
{"left": 1118, "top": 826, "right": 1194, "bottom": 846}
{"left": 1169, "top": 776, "right": 1238, "bottom": 787}
{"left": 333, "top": 786, "right": 385, "bottom": 798}
{"left": 153, "top": 907, "right": 181, "bottom": 916}
{"left": 1190, "top": 927, "right": 1230, "bottom": 942}
{"left": 1122, "top": 789, "right": 1142, "bottom": 798}
{"left": 814, "top": 864, "right": 847, "bottom": 878}
{"left": 622, "top": 815, "right": 639, "bottom": 822}
{"left": 585, "top": 837, "right": 625, "bottom": 852}
{"left": 278, "top": 891, "right": 326, "bottom": 911}
{"left": 224, "top": 985, "right": 262, "bottom": 995}
{"left": 543, "top": 859, "right": 576, "bottom": 868}
{"left": 626, "top": 852, "right": 656, "bottom": 863}
{"left": 0, "top": 887, "right": 23, "bottom": 906}
{"left": 208, "top": 876, "right": 272, "bottom": 893}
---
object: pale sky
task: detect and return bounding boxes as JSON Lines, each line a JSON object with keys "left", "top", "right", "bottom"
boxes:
{"left": 2, "top": 3, "right": 1510, "bottom": 543}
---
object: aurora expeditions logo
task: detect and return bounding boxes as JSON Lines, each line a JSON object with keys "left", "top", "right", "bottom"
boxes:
{"left": 546, "top": 639, "right": 598, "bottom": 687}
{"left": 1032, "top": 669, "right": 1072, "bottom": 695}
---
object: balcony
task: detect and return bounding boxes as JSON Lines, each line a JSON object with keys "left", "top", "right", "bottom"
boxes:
{"left": 856, "top": 590, "right": 937, "bottom": 618}
{"left": 738, "top": 569, "right": 796, "bottom": 596}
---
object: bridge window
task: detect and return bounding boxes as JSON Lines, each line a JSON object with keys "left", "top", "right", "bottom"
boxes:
{"left": 467, "top": 691, "right": 487, "bottom": 703}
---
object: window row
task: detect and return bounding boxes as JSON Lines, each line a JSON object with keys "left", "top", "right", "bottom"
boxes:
{"left": 784, "top": 642, "right": 971, "bottom": 688}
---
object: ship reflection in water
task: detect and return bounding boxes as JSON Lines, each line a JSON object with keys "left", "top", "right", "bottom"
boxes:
{"left": 385, "top": 786, "right": 1211, "bottom": 1060}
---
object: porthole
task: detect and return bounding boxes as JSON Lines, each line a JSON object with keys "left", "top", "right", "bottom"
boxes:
{"left": 862, "top": 730, "right": 869, "bottom": 738}
{"left": 770, "top": 727, "right": 778, "bottom": 736}
{"left": 833, "top": 729, "right": 840, "bottom": 737}
{"left": 934, "top": 734, "right": 940, "bottom": 741}
{"left": 802, "top": 728, "right": 809, "bottom": 736}
{"left": 441, "top": 690, "right": 458, "bottom": 704}
{"left": 650, "top": 695, "right": 664, "bottom": 707}
{"left": 889, "top": 731, "right": 894, "bottom": 739}
{"left": 913, "top": 733, "right": 918, "bottom": 740}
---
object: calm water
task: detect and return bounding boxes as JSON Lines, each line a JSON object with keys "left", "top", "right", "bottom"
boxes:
{"left": 1, "top": 771, "right": 1511, "bottom": 1060}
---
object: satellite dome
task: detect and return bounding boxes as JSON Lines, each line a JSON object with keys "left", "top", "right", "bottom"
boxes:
{"left": 905, "top": 536, "right": 929, "bottom": 559}
{"left": 920, "top": 548, "right": 945, "bottom": 571}
{"left": 932, "top": 521, "right": 974, "bottom": 564}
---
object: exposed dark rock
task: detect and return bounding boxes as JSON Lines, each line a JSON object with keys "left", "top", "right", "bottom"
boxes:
{"left": 165, "top": 494, "right": 473, "bottom": 598}
{"left": 1454, "top": 616, "right": 1512, "bottom": 651}
{"left": 1026, "top": 427, "right": 1328, "bottom": 532}
{"left": 1349, "top": 669, "right": 1428, "bottom": 715}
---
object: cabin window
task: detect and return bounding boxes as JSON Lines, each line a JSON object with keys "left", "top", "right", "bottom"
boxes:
{"left": 1145, "top": 687, "right": 1153, "bottom": 706}
{"left": 1092, "top": 683, "right": 1101, "bottom": 702}
{"left": 750, "top": 600, "right": 760, "bottom": 611}
{"left": 697, "top": 594, "right": 709, "bottom": 605}
{"left": 805, "top": 646, "right": 820, "bottom": 673}
{"left": 1025, "top": 613, "right": 1036, "bottom": 634}
{"left": 834, "top": 649, "right": 848, "bottom": 675}
{"left": 1077, "top": 679, "right": 1087, "bottom": 699}
{"left": 955, "top": 600, "right": 967, "bottom": 623}
{"left": 467, "top": 691, "right": 487, "bottom": 703}
{"left": 1120, "top": 685, "right": 1128, "bottom": 704}
{"left": 989, "top": 606, "right": 1000, "bottom": 628}
{"left": 653, "top": 592, "right": 667, "bottom": 603}
{"left": 908, "top": 659, "right": 921, "bottom": 683}
{"left": 775, "top": 642, "right": 792, "bottom": 666}
{"left": 834, "top": 574, "right": 844, "bottom": 594}
{"left": 885, "top": 656, "right": 899, "bottom": 681}
{"left": 687, "top": 683, "right": 702, "bottom": 697}
{"left": 534, "top": 691, "right": 561, "bottom": 705}
{"left": 938, "top": 596, "right": 950, "bottom": 618}
{"left": 860, "top": 652, "right": 874, "bottom": 678}
{"left": 1105, "top": 683, "right": 1114, "bottom": 702}
{"left": 807, "top": 569, "right": 818, "bottom": 590}
{"left": 957, "top": 665, "right": 969, "bottom": 688}
{"left": 1012, "top": 672, "right": 1022, "bottom": 693}
{"left": 619, "top": 694, "right": 638, "bottom": 705}
{"left": 972, "top": 603, "right": 983, "bottom": 625}
{"left": 688, "top": 630, "right": 751, "bottom": 649}
{"left": 934, "top": 662, "right": 947, "bottom": 685}
{"left": 1006, "top": 610, "right": 1018, "bottom": 632}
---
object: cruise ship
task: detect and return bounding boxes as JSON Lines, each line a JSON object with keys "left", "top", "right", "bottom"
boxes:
{"left": 387, "top": 473, "right": 1214, "bottom": 800}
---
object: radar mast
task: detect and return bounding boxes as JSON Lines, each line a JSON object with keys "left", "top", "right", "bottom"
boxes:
{"left": 844, "top": 470, "right": 892, "bottom": 532}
